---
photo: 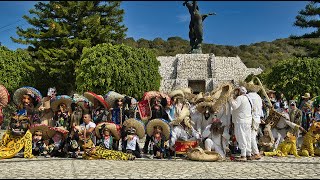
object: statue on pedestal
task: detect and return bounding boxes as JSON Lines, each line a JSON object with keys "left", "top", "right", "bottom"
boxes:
{"left": 183, "top": 1, "right": 216, "bottom": 54}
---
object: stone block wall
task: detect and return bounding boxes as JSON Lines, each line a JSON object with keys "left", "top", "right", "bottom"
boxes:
{"left": 158, "top": 54, "right": 262, "bottom": 93}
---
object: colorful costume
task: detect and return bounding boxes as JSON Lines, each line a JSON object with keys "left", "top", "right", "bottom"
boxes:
{"left": 299, "top": 122, "right": 320, "bottom": 157}
{"left": 264, "top": 132, "right": 299, "bottom": 157}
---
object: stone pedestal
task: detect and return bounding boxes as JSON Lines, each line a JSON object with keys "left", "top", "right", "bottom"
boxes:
{"left": 158, "top": 54, "right": 263, "bottom": 93}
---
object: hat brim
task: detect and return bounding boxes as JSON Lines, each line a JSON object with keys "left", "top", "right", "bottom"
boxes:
{"left": 51, "top": 126, "right": 69, "bottom": 139}
{"left": 0, "top": 85, "right": 10, "bottom": 108}
{"left": 95, "top": 122, "right": 121, "bottom": 140}
{"left": 169, "top": 90, "right": 185, "bottom": 98}
{"left": 72, "top": 94, "right": 91, "bottom": 111}
{"left": 13, "top": 86, "right": 42, "bottom": 108}
{"left": 29, "top": 124, "right": 57, "bottom": 140}
{"left": 50, "top": 95, "right": 73, "bottom": 112}
{"left": 84, "top": 91, "right": 108, "bottom": 109}
{"left": 103, "top": 91, "right": 124, "bottom": 109}
{"left": 196, "top": 102, "right": 215, "bottom": 113}
{"left": 245, "top": 83, "right": 261, "bottom": 92}
{"left": 146, "top": 119, "right": 171, "bottom": 141}
{"left": 122, "top": 118, "right": 145, "bottom": 139}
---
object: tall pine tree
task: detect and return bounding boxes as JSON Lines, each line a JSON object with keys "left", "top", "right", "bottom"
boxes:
{"left": 11, "top": 1, "right": 127, "bottom": 94}
{"left": 291, "top": 1, "right": 320, "bottom": 57}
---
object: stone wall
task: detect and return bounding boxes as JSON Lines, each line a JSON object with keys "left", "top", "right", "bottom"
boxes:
{"left": 158, "top": 54, "right": 262, "bottom": 93}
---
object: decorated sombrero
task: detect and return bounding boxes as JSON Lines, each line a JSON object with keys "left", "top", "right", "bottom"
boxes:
{"left": 50, "top": 95, "right": 73, "bottom": 112}
{"left": 180, "top": 87, "right": 194, "bottom": 101}
{"left": 51, "top": 126, "right": 69, "bottom": 139}
{"left": 84, "top": 91, "right": 108, "bottom": 109}
{"left": 122, "top": 118, "right": 145, "bottom": 139}
{"left": 13, "top": 86, "right": 43, "bottom": 108}
{"left": 104, "top": 91, "right": 124, "bottom": 109}
{"left": 29, "top": 124, "right": 56, "bottom": 140}
{"left": 169, "top": 89, "right": 184, "bottom": 98}
{"left": 142, "top": 91, "right": 160, "bottom": 101}
{"left": 72, "top": 94, "right": 91, "bottom": 113}
{"left": 0, "top": 85, "right": 10, "bottom": 108}
{"left": 146, "top": 118, "right": 171, "bottom": 141}
{"left": 29, "top": 124, "right": 57, "bottom": 140}
{"left": 95, "top": 122, "right": 121, "bottom": 140}
{"left": 196, "top": 94, "right": 215, "bottom": 114}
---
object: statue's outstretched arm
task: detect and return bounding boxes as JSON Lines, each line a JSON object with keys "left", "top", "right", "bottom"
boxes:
{"left": 202, "top": 12, "right": 216, "bottom": 21}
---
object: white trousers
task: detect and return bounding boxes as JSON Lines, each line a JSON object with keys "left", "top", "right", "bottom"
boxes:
{"left": 251, "top": 121, "right": 260, "bottom": 155}
{"left": 234, "top": 123, "right": 252, "bottom": 157}
{"left": 204, "top": 138, "right": 226, "bottom": 158}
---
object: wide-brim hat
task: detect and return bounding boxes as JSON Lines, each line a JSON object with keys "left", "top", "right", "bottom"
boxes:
{"left": 0, "top": 85, "right": 10, "bottom": 108}
{"left": 13, "top": 86, "right": 43, "bottom": 108}
{"left": 84, "top": 91, "right": 108, "bottom": 109}
{"left": 146, "top": 118, "right": 171, "bottom": 141}
{"left": 169, "top": 89, "right": 184, "bottom": 98}
{"left": 302, "top": 93, "right": 311, "bottom": 99}
{"left": 196, "top": 101, "right": 215, "bottom": 114}
{"left": 241, "top": 80, "right": 260, "bottom": 92}
{"left": 266, "top": 89, "right": 276, "bottom": 94}
{"left": 103, "top": 91, "right": 124, "bottom": 109}
{"left": 72, "top": 94, "right": 91, "bottom": 112}
{"left": 193, "top": 92, "right": 205, "bottom": 104}
{"left": 29, "top": 124, "right": 57, "bottom": 140}
{"left": 122, "top": 118, "right": 145, "bottom": 139}
{"left": 50, "top": 95, "right": 73, "bottom": 112}
{"left": 51, "top": 126, "right": 69, "bottom": 139}
{"left": 142, "top": 91, "right": 161, "bottom": 101}
{"left": 180, "top": 88, "right": 193, "bottom": 100}
{"left": 95, "top": 122, "right": 121, "bottom": 140}
{"left": 211, "top": 83, "right": 233, "bottom": 113}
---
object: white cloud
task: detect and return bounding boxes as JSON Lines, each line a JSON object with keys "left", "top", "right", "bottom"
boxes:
{"left": 176, "top": 14, "right": 190, "bottom": 23}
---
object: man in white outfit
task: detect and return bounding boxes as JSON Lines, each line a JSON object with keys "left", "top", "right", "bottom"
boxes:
{"left": 246, "top": 85, "right": 264, "bottom": 160}
{"left": 202, "top": 101, "right": 231, "bottom": 159}
{"left": 229, "top": 86, "right": 252, "bottom": 161}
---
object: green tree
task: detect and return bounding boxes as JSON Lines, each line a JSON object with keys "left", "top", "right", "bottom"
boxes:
{"left": 11, "top": 1, "right": 127, "bottom": 94}
{"left": 291, "top": 1, "right": 320, "bottom": 57}
{"left": 259, "top": 57, "right": 320, "bottom": 100}
{"left": 75, "top": 43, "right": 161, "bottom": 99}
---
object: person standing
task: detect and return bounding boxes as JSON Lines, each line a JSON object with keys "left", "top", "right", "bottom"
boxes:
{"left": 289, "top": 101, "right": 302, "bottom": 138}
{"left": 229, "top": 86, "right": 252, "bottom": 161}
{"left": 246, "top": 83, "right": 264, "bottom": 160}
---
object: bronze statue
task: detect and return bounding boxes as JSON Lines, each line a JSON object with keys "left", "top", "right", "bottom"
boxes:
{"left": 183, "top": 1, "right": 216, "bottom": 54}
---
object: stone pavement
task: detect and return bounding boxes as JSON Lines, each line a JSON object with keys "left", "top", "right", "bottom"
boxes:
{"left": 0, "top": 155, "right": 320, "bottom": 179}
{"left": 1, "top": 131, "right": 320, "bottom": 179}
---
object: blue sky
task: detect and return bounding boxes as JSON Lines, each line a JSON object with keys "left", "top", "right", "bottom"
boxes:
{"left": 0, "top": 1, "right": 314, "bottom": 50}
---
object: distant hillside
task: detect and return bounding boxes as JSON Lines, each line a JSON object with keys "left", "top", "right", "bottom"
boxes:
{"left": 120, "top": 37, "right": 310, "bottom": 70}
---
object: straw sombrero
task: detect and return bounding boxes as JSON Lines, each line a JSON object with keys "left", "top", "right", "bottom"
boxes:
{"left": 72, "top": 94, "right": 91, "bottom": 113}
{"left": 241, "top": 80, "right": 261, "bottom": 92}
{"left": 169, "top": 89, "right": 184, "bottom": 98}
{"left": 84, "top": 91, "right": 108, "bottom": 109}
{"left": 196, "top": 93, "right": 215, "bottom": 113}
{"left": 95, "top": 122, "right": 121, "bottom": 140}
{"left": 13, "top": 86, "right": 43, "bottom": 108}
{"left": 146, "top": 118, "right": 171, "bottom": 141}
{"left": 103, "top": 91, "right": 124, "bottom": 109}
{"left": 211, "top": 83, "right": 233, "bottom": 113}
{"left": 50, "top": 95, "right": 73, "bottom": 112}
{"left": 193, "top": 92, "right": 205, "bottom": 104}
{"left": 29, "top": 124, "right": 57, "bottom": 140}
{"left": 51, "top": 126, "right": 69, "bottom": 139}
{"left": 122, "top": 118, "right": 145, "bottom": 139}
{"left": 0, "top": 85, "right": 10, "bottom": 108}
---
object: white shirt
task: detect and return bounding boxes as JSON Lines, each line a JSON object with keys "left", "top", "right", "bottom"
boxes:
{"left": 247, "top": 92, "right": 264, "bottom": 123}
{"left": 276, "top": 111, "right": 297, "bottom": 129}
{"left": 103, "top": 137, "right": 111, "bottom": 149}
{"left": 80, "top": 121, "right": 96, "bottom": 137}
{"left": 126, "top": 135, "right": 139, "bottom": 151}
{"left": 230, "top": 95, "right": 252, "bottom": 124}
{"left": 170, "top": 125, "right": 201, "bottom": 147}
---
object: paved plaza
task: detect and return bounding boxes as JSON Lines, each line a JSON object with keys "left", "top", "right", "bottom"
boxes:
{"left": 0, "top": 155, "right": 319, "bottom": 179}
{"left": 0, "top": 131, "right": 320, "bottom": 179}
